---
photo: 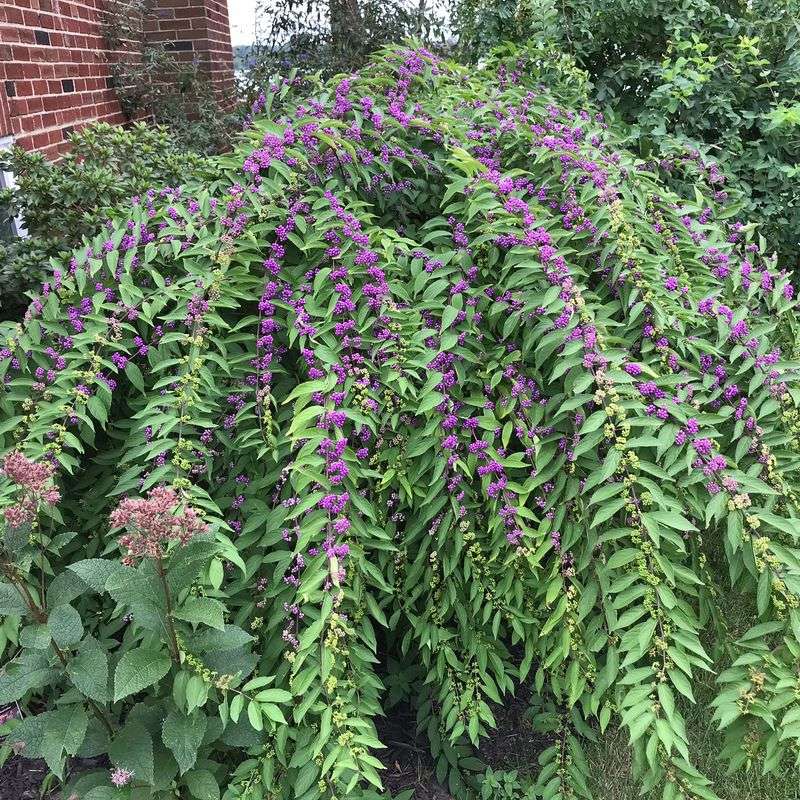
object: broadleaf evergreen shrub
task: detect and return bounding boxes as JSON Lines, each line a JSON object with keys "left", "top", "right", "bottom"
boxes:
{"left": 1, "top": 43, "right": 800, "bottom": 800}
{"left": 0, "top": 123, "right": 206, "bottom": 319}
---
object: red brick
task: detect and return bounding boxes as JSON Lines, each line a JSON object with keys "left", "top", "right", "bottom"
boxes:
{"left": 1, "top": 0, "right": 234, "bottom": 157}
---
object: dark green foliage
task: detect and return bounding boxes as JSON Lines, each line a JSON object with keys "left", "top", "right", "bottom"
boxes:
{"left": 0, "top": 123, "right": 206, "bottom": 318}
{"left": 455, "top": 0, "right": 800, "bottom": 269}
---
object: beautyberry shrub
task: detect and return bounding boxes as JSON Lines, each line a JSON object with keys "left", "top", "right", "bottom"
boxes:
{"left": 1, "top": 44, "right": 800, "bottom": 800}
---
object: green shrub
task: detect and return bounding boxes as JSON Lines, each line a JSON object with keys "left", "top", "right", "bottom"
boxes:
{"left": 480, "top": 768, "right": 537, "bottom": 799}
{"left": 0, "top": 123, "right": 206, "bottom": 319}
{"left": 103, "top": 0, "right": 245, "bottom": 155}
{"left": 1, "top": 43, "right": 800, "bottom": 800}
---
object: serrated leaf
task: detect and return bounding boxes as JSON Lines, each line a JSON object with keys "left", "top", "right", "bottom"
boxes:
{"left": 44, "top": 704, "right": 88, "bottom": 758}
{"left": 48, "top": 603, "right": 83, "bottom": 647}
{"left": 67, "top": 559, "right": 125, "bottom": 593}
{"left": 68, "top": 637, "right": 109, "bottom": 702}
{"left": 173, "top": 596, "right": 226, "bottom": 630}
{"left": 162, "top": 709, "right": 207, "bottom": 775}
{"left": 185, "top": 769, "right": 221, "bottom": 800}
{"left": 113, "top": 647, "right": 171, "bottom": 702}
{"left": 110, "top": 720, "right": 154, "bottom": 784}
{"left": 0, "top": 582, "right": 28, "bottom": 615}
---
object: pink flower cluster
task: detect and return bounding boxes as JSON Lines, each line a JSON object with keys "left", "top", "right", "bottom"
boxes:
{"left": 110, "top": 486, "right": 208, "bottom": 564}
{"left": 110, "top": 767, "right": 134, "bottom": 787}
{"left": 1, "top": 450, "right": 61, "bottom": 528}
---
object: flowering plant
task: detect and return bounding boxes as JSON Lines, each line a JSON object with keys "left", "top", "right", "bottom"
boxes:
{"left": 1, "top": 43, "right": 800, "bottom": 800}
{"left": 455, "top": 0, "right": 800, "bottom": 271}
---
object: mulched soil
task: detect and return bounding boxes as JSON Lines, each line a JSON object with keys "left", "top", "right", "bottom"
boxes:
{"left": 380, "top": 684, "right": 549, "bottom": 798}
{"left": 0, "top": 752, "right": 107, "bottom": 800}
{"left": 479, "top": 683, "right": 547, "bottom": 773}
{"left": 0, "top": 756, "right": 53, "bottom": 800}
{"left": 380, "top": 704, "right": 450, "bottom": 800}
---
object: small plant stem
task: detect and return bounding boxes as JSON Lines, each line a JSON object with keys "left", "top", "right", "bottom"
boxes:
{"left": 1, "top": 561, "right": 45, "bottom": 623}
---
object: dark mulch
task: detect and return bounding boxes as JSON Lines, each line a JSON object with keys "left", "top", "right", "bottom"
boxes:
{"left": 0, "top": 756, "right": 53, "bottom": 800}
{"left": 379, "top": 704, "right": 451, "bottom": 800}
{"left": 379, "top": 685, "right": 549, "bottom": 798}
{"left": 0, "top": 752, "right": 107, "bottom": 800}
{"left": 480, "top": 682, "right": 547, "bottom": 773}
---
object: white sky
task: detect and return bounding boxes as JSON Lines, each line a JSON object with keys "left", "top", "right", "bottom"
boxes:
{"left": 228, "top": 0, "right": 258, "bottom": 46}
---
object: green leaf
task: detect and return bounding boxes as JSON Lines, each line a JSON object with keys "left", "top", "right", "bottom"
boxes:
{"left": 174, "top": 596, "right": 226, "bottom": 630}
{"left": 44, "top": 704, "right": 88, "bottom": 757}
{"left": 187, "top": 624, "right": 253, "bottom": 653}
{"left": 110, "top": 719, "right": 154, "bottom": 785}
{"left": 0, "top": 659, "right": 54, "bottom": 704}
{"left": 67, "top": 637, "right": 109, "bottom": 702}
{"left": 253, "top": 688, "right": 292, "bottom": 704}
{"left": 668, "top": 668, "right": 695, "bottom": 702}
{"left": 417, "top": 391, "right": 445, "bottom": 415}
{"left": 84, "top": 789, "right": 119, "bottom": 800}
{"left": 113, "top": 647, "right": 172, "bottom": 702}
{"left": 647, "top": 511, "right": 696, "bottom": 532}
{"left": 230, "top": 693, "right": 244, "bottom": 723}
{"left": 441, "top": 304, "right": 460, "bottom": 331}
{"left": 628, "top": 712, "right": 654, "bottom": 744}
{"left": 606, "top": 548, "right": 640, "bottom": 570}
{"left": 0, "top": 582, "right": 27, "bottom": 615}
{"left": 591, "top": 498, "right": 627, "bottom": 528}
{"left": 20, "top": 624, "right": 51, "bottom": 649}
{"left": 247, "top": 700, "right": 263, "bottom": 731}
{"left": 67, "top": 559, "right": 125, "bottom": 593}
{"left": 125, "top": 361, "right": 145, "bottom": 393}
{"left": 5, "top": 712, "right": 48, "bottom": 757}
{"left": 185, "top": 769, "right": 221, "bottom": 800}
{"left": 48, "top": 603, "right": 83, "bottom": 647}
{"left": 262, "top": 703, "right": 287, "bottom": 725}
{"left": 162, "top": 709, "right": 207, "bottom": 774}
{"left": 757, "top": 568, "right": 771, "bottom": 616}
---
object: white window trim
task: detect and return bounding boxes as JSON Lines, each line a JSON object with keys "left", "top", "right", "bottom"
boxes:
{"left": 0, "top": 135, "right": 26, "bottom": 237}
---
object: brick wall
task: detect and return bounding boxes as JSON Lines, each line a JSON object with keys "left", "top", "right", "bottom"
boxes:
{"left": 144, "top": 0, "right": 236, "bottom": 106}
{"left": 0, "top": 0, "right": 235, "bottom": 160}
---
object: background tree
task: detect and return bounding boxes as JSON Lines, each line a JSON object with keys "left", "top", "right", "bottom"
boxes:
{"left": 454, "top": 0, "right": 800, "bottom": 271}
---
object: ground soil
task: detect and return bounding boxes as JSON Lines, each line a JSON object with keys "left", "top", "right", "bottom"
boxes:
{"left": 0, "top": 756, "right": 53, "bottom": 800}
{"left": 380, "top": 684, "right": 548, "bottom": 798}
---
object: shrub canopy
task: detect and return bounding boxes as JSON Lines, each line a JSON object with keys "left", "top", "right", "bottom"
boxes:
{"left": 1, "top": 43, "right": 800, "bottom": 800}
